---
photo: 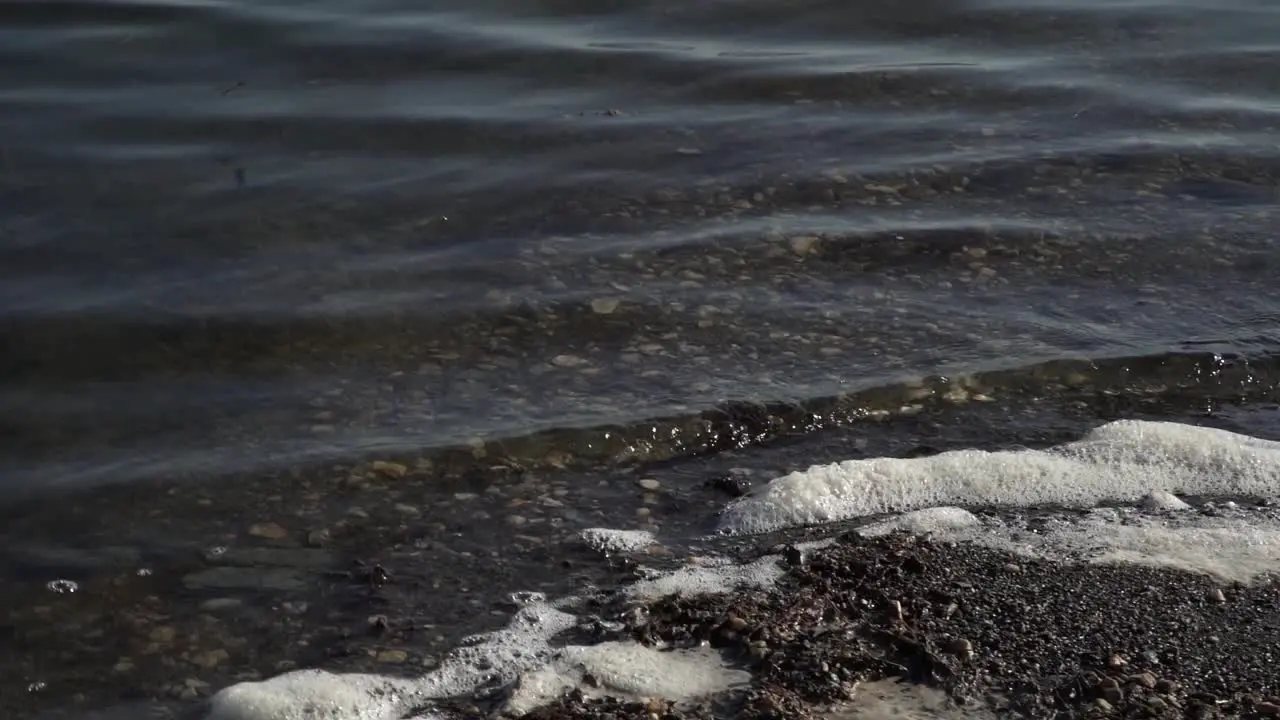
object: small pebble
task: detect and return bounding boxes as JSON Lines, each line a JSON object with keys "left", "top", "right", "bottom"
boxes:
{"left": 248, "top": 522, "right": 289, "bottom": 541}
{"left": 376, "top": 650, "right": 409, "bottom": 664}
{"left": 591, "top": 298, "right": 621, "bottom": 314}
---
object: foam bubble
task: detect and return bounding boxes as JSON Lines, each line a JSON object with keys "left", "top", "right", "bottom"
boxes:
{"left": 580, "top": 528, "right": 657, "bottom": 554}
{"left": 504, "top": 642, "right": 749, "bottom": 715}
{"left": 627, "top": 554, "right": 784, "bottom": 600}
{"left": 207, "top": 671, "right": 416, "bottom": 720}
{"left": 207, "top": 602, "right": 577, "bottom": 720}
{"left": 865, "top": 506, "right": 1280, "bottom": 583}
{"left": 858, "top": 506, "right": 982, "bottom": 538}
{"left": 720, "top": 420, "right": 1280, "bottom": 535}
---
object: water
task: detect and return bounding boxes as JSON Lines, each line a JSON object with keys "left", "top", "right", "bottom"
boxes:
{"left": 2, "top": 0, "right": 1280, "bottom": 716}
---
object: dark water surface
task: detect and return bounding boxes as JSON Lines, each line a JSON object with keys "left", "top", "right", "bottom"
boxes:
{"left": 3, "top": 0, "right": 1280, "bottom": 716}
{"left": 4, "top": 0, "right": 1280, "bottom": 492}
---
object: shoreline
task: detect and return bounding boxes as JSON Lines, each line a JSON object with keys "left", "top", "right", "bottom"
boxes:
{"left": 506, "top": 529, "right": 1280, "bottom": 720}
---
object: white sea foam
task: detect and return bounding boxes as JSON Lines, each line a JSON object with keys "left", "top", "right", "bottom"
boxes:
{"left": 503, "top": 641, "right": 750, "bottom": 715}
{"left": 208, "top": 420, "right": 1280, "bottom": 720}
{"left": 719, "top": 420, "right": 1280, "bottom": 535}
{"left": 860, "top": 506, "right": 1280, "bottom": 583}
{"left": 627, "top": 554, "right": 784, "bottom": 600}
{"left": 580, "top": 527, "right": 657, "bottom": 554}
{"left": 208, "top": 601, "right": 577, "bottom": 720}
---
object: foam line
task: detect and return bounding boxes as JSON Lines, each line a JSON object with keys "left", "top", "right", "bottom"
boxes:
{"left": 719, "top": 420, "right": 1280, "bottom": 535}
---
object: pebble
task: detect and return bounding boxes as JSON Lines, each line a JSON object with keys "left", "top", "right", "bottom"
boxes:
{"left": 551, "top": 354, "right": 587, "bottom": 368}
{"left": 371, "top": 461, "right": 408, "bottom": 478}
{"left": 376, "top": 649, "right": 409, "bottom": 664}
{"left": 591, "top": 298, "right": 621, "bottom": 314}
{"left": 248, "top": 522, "right": 289, "bottom": 541}
{"left": 789, "top": 236, "right": 819, "bottom": 256}
{"left": 306, "top": 529, "right": 331, "bottom": 548}
{"left": 636, "top": 478, "right": 661, "bottom": 491}
{"left": 1129, "top": 671, "right": 1158, "bottom": 689}
{"left": 1139, "top": 490, "right": 1191, "bottom": 512}
{"left": 198, "top": 598, "right": 244, "bottom": 613}
{"left": 191, "top": 648, "right": 229, "bottom": 668}
{"left": 944, "top": 637, "right": 974, "bottom": 660}
{"left": 1207, "top": 587, "right": 1226, "bottom": 603}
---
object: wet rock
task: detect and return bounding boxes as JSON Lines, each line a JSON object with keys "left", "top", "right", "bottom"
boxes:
{"left": 306, "top": 528, "right": 331, "bottom": 548}
{"left": 551, "top": 354, "right": 588, "bottom": 368}
{"left": 1097, "top": 677, "right": 1123, "bottom": 703}
{"left": 191, "top": 649, "right": 229, "bottom": 669}
{"left": 198, "top": 598, "right": 244, "bottom": 613}
{"left": 590, "top": 298, "right": 621, "bottom": 315}
{"left": 248, "top": 522, "right": 289, "bottom": 541}
{"left": 789, "top": 236, "right": 819, "bottom": 256}
{"left": 706, "top": 472, "right": 752, "bottom": 497}
{"left": 636, "top": 478, "right": 661, "bottom": 491}
{"left": 1140, "top": 490, "right": 1191, "bottom": 512}
{"left": 1129, "top": 671, "right": 1158, "bottom": 689}
{"left": 376, "top": 649, "right": 408, "bottom": 664}
{"left": 371, "top": 460, "right": 408, "bottom": 478}
{"left": 944, "top": 637, "right": 974, "bottom": 661}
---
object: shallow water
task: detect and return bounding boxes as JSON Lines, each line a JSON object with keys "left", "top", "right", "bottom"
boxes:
{"left": 3, "top": 0, "right": 1280, "bottom": 716}
{"left": 3, "top": 0, "right": 1280, "bottom": 492}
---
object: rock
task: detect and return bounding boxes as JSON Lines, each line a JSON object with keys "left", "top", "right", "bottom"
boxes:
{"left": 306, "top": 529, "right": 331, "bottom": 548}
{"left": 789, "top": 236, "right": 819, "bottom": 256}
{"left": 590, "top": 298, "right": 621, "bottom": 315}
{"left": 636, "top": 478, "right": 661, "bottom": 491}
{"left": 1207, "top": 588, "right": 1226, "bottom": 603}
{"left": 198, "top": 598, "right": 244, "bottom": 613}
{"left": 1257, "top": 702, "right": 1280, "bottom": 717}
{"left": 1097, "top": 677, "right": 1123, "bottom": 704}
{"left": 551, "top": 354, "right": 587, "bottom": 368}
{"left": 371, "top": 461, "right": 408, "bottom": 478}
{"left": 706, "top": 472, "right": 752, "bottom": 497}
{"left": 1139, "top": 490, "right": 1191, "bottom": 512}
{"left": 191, "top": 649, "right": 229, "bottom": 669}
{"left": 248, "top": 523, "right": 289, "bottom": 541}
{"left": 148, "top": 626, "right": 176, "bottom": 644}
{"left": 944, "top": 637, "right": 974, "bottom": 660}
{"left": 1128, "top": 671, "right": 1158, "bottom": 689}
{"left": 376, "top": 649, "right": 408, "bottom": 664}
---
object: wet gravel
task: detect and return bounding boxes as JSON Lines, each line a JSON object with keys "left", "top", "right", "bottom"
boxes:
{"left": 518, "top": 531, "right": 1280, "bottom": 720}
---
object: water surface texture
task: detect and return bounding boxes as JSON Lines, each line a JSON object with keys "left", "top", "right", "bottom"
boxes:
{"left": 2, "top": 0, "right": 1279, "bottom": 492}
